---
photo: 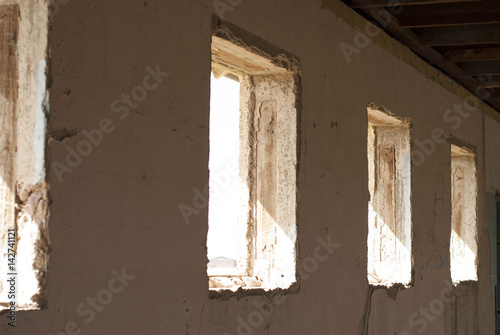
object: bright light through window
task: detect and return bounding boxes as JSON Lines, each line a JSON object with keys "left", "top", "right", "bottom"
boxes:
{"left": 450, "top": 144, "right": 477, "bottom": 284}
{"left": 207, "top": 72, "right": 241, "bottom": 270}
{"left": 367, "top": 107, "right": 412, "bottom": 288}
{"left": 207, "top": 36, "right": 299, "bottom": 291}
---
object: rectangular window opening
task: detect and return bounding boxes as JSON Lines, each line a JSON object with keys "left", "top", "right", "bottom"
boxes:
{"left": 450, "top": 144, "right": 478, "bottom": 284}
{"left": 207, "top": 35, "right": 299, "bottom": 292}
{"left": 367, "top": 106, "right": 412, "bottom": 287}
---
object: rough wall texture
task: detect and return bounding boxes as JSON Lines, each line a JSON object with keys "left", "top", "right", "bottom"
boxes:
{"left": 0, "top": 4, "right": 19, "bottom": 306}
{"left": 0, "top": 0, "right": 50, "bottom": 312}
{"left": 485, "top": 114, "right": 500, "bottom": 334}
{"left": 16, "top": 0, "right": 50, "bottom": 185}
{"left": 486, "top": 116, "right": 500, "bottom": 193}
{"left": 2, "top": 0, "right": 497, "bottom": 333}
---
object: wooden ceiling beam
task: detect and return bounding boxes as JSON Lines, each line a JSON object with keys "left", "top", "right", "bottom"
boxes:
{"left": 445, "top": 47, "right": 500, "bottom": 62}
{"left": 399, "top": 13, "right": 500, "bottom": 28}
{"left": 418, "top": 24, "right": 500, "bottom": 46}
{"left": 392, "top": 1, "right": 500, "bottom": 17}
{"left": 483, "top": 83, "right": 500, "bottom": 88}
{"left": 345, "top": 0, "right": 469, "bottom": 83}
{"left": 339, "top": 0, "right": 500, "bottom": 112}
{"left": 475, "top": 75, "right": 500, "bottom": 88}
{"left": 489, "top": 89, "right": 500, "bottom": 99}
{"left": 460, "top": 61, "right": 500, "bottom": 76}
{"left": 353, "top": 0, "right": 480, "bottom": 9}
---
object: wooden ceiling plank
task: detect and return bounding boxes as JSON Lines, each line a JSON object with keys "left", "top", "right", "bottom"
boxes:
{"left": 353, "top": 0, "right": 481, "bottom": 9}
{"left": 392, "top": 1, "right": 500, "bottom": 18}
{"left": 461, "top": 61, "right": 500, "bottom": 76}
{"left": 483, "top": 83, "right": 500, "bottom": 88}
{"left": 460, "top": 75, "right": 500, "bottom": 88}
{"left": 489, "top": 75, "right": 500, "bottom": 81}
{"left": 399, "top": 13, "right": 500, "bottom": 28}
{"left": 489, "top": 89, "right": 500, "bottom": 99}
{"left": 346, "top": 0, "right": 500, "bottom": 112}
{"left": 477, "top": 75, "right": 500, "bottom": 88}
{"left": 352, "top": 1, "right": 469, "bottom": 76}
{"left": 445, "top": 47, "right": 500, "bottom": 62}
{"left": 418, "top": 24, "right": 500, "bottom": 46}
{"left": 353, "top": 5, "right": 421, "bottom": 46}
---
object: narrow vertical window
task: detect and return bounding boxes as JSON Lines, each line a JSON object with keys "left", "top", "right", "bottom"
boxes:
{"left": 367, "top": 106, "right": 412, "bottom": 287}
{"left": 207, "top": 34, "right": 299, "bottom": 291}
{"left": 450, "top": 144, "right": 477, "bottom": 284}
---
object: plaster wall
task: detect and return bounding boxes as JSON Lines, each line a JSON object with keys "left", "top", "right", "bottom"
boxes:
{"left": 485, "top": 112, "right": 500, "bottom": 332}
{"left": 486, "top": 116, "right": 500, "bottom": 194}
{"left": 3, "top": 0, "right": 497, "bottom": 334}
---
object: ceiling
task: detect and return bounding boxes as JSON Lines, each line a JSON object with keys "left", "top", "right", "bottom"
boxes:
{"left": 340, "top": 0, "right": 500, "bottom": 112}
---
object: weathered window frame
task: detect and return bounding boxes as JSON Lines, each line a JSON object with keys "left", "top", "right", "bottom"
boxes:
{"left": 367, "top": 106, "right": 412, "bottom": 288}
{"left": 450, "top": 144, "right": 478, "bottom": 284}
{"left": 207, "top": 31, "right": 300, "bottom": 292}
{"left": 0, "top": 2, "right": 50, "bottom": 312}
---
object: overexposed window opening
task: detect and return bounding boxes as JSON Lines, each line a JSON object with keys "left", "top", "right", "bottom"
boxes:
{"left": 450, "top": 144, "right": 477, "bottom": 284}
{"left": 367, "top": 106, "right": 412, "bottom": 287}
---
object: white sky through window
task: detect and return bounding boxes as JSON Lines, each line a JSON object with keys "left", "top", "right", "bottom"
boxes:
{"left": 208, "top": 72, "right": 241, "bottom": 266}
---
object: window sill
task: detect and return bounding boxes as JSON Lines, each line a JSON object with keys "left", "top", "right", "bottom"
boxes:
{"left": 208, "top": 280, "right": 299, "bottom": 300}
